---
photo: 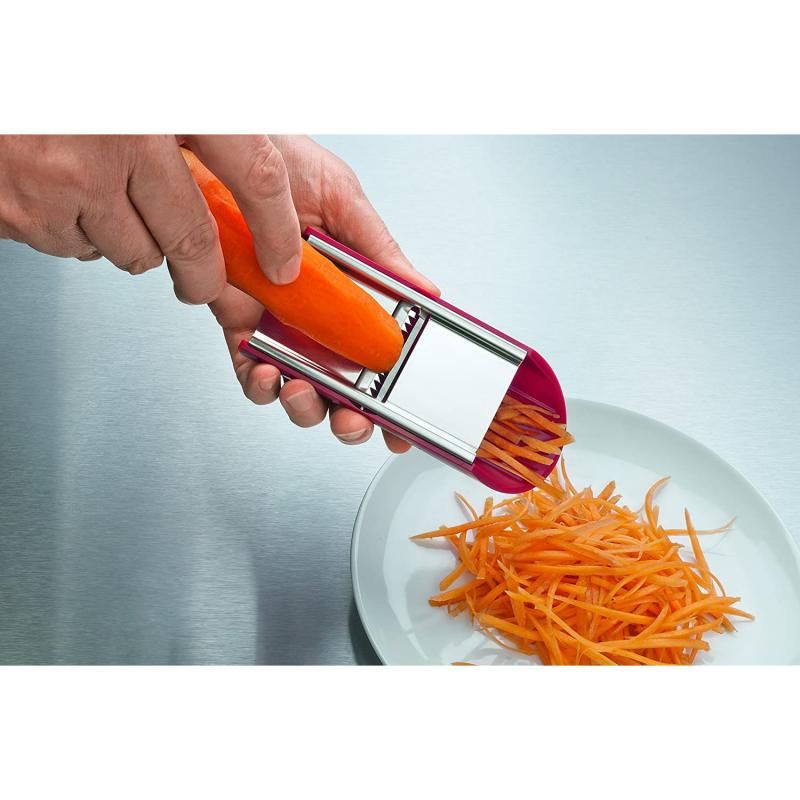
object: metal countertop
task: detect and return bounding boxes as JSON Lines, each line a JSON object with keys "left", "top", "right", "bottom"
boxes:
{"left": 1, "top": 135, "right": 798, "bottom": 664}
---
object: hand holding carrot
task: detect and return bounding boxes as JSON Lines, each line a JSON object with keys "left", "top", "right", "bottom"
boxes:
{"left": 0, "top": 134, "right": 438, "bottom": 451}
{"left": 206, "top": 135, "right": 439, "bottom": 452}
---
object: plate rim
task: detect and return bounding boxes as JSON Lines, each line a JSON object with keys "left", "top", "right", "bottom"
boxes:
{"left": 350, "top": 396, "right": 800, "bottom": 665}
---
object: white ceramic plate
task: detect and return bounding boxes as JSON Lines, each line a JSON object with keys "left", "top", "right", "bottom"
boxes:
{"left": 351, "top": 398, "right": 800, "bottom": 665}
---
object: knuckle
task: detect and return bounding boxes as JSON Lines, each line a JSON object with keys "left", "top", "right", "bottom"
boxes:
{"left": 38, "top": 138, "right": 81, "bottom": 183}
{"left": 0, "top": 204, "right": 28, "bottom": 243}
{"left": 41, "top": 216, "right": 70, "bottom": 241}
{"left": 77, "top": 249, "right": 103, "bottom": 262}
{"left": 0, "top": 195, "right": 16, "bottom": 234}
{"left": 327, "top": 161, "right": 361, "bottom": 198}
{"left": 117, "top": 252, "right": 164, "bottom": 275}
{"left": 46, "top": 242, "right": 83, "bottom": 259}
{"left": 41, "top": 220, "right": 93, "bottom": 259}
{"left": 244, "top": 144, "right": 288, "bottom": 202}
{"left": 131, "top": 134, "right": 170, "bottom": 159}
{"left": 165, "top": 216, "right": 218, "bottom": 263}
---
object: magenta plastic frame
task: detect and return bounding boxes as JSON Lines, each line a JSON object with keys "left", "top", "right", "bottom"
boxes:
{"left": 238, "top": 227, "right": 567, "bottom": 493}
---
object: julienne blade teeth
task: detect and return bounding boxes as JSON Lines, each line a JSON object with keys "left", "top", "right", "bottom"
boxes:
{"left": 402, "top": 315, "right": 418, "bottom": 336}
{"left": 394, "top": 303, "right": 420, "bottom": 335}
{"left": 366, "top": 307, "right": 422, "bottom": 397}
{"left": 368, "top": 373, "right": 385, "bottom": 397}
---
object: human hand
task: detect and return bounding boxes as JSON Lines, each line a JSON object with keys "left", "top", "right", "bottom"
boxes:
{"left": 208, "top": 135, "right": 439, "bottom": 453}
{"left": 0, "top": 134, "right": 302, "bottom": 303}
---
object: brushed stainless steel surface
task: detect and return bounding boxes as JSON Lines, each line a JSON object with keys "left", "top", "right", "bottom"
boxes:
{"left": 1, "top": 136, "right": 799, "bottom": 664}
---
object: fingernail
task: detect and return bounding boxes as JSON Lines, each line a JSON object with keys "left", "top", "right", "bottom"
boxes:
{"left": 338, "top": 428, "right": 369, "bottom": 443}
{"left": 284, "top": 389, "right": 315, "bottom": 414}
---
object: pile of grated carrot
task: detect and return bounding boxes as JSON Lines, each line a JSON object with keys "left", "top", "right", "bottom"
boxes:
{"left": 411, "top": 459, "right": 752, "bottom": 665}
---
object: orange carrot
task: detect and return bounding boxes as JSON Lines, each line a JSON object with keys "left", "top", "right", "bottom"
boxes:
{"left": 412, "top": 458, "right": 751, "bottom": 665}
{"left": 181, "top": 148, "right": 403, "bottom": 373}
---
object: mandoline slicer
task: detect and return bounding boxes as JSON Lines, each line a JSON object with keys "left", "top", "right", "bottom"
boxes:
{"left": 239, "top": 228, "right": 567, "bottom": 493}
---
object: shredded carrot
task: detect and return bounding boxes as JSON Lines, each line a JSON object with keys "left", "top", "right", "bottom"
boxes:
{"left": 412, "top": 459, "right": 751, "bottom": 665}
{"left": 478, "top": 394, "right": 574, "bottom": 482}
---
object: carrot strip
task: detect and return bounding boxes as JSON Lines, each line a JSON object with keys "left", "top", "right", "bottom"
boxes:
{"left": 429, "top": 579, "right": 483, "bottom": 607}
{"left": 439, "top": 560, "right": 467, "bottom": 592}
